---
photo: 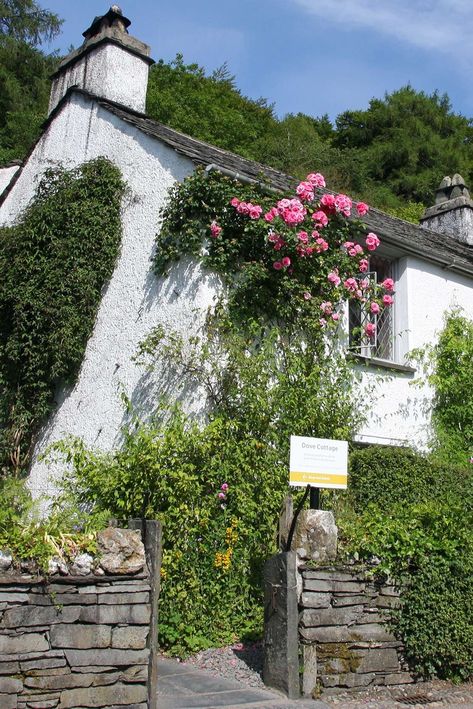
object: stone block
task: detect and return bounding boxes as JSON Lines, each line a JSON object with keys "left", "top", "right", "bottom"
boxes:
{"left": 379, "top": 585, "right": 400, "bottom": 597}
{"left": 332, "top": 595, "right": 369, "bottom": 607}
{"left": 50, "top": 623, "right": 111, "bottom": 649}
{"left": 303, "top": 578, "right": 332, "bottom": 593}
{"left": 79, "top": 583, "right": 150, "bottom": 594}
{"left": 97, "top": 528, "right": 146, "bottom": 575}
{"left": 0, "top": 633, "right": 49, "bottom": 654}
{"left": 65, "top": 648, "right": 149, "bottom": 667}
{"left": 26, "top": 701, "right": 59, "bottom": 709}
{"left": 25, "top": 668, "right": 70, "bottom": 678}
{"left": 71, "top": 665, "right": 115, "bottom": 673}
{"left": 383, "top": 672, "right": 414, "bottom": 684}
{"left": 24, "top": 671, "right": 120, "bottom": 690}
{"left": 1, "top": 605, "right": 81, "bottom": 627}
{"left": 121, "top": 666, "right": 147, "bottom": 683}
{"left": 0, "top": 693, "right": 17, "bottom": 709}
{"left": 293, "top": 510, "right": 338, "bottom": 562}
{"left": 0, "top": 593, "right": 29, "bottom": 604}
{"left": 31, "top": 593, "right": 97, "bottom": 606}
{"left": 300, "top": 625, "right": 352, "bottom": 643}
{"left": 112, "top": 626, "right": 148, "bottom": 649}
{"left": 300, "top": 606, "right": 363, "bottom": 628}
{"left": 303, "top": 570, "right": 364, "bottom": 582}
{"left": 98, "top": 592, "right": 149, "bottom": 605}
{"left": 300, "top": 592, "right": 331, "bottom": 609}
{"left": 21, "top": 656, "right": 67, "bottom": 671}
{"left": 353, "top": 648, "right": 400, "bottom": 673}
{"left": 0, "top": 677, "right": 22, "bottom": 693}
{"left": 321, "top": 672, "right": 376, "bottom": 688}
{"left": 376, "top": 595, "right": 402, "bottom": 609}
{"left": 302, "top": 644, "right": 317, "bottom": 697}
{"left": 58, "top": 682, "right": 148, "bottom": 707}
{"left": 0, "top": 661, "right": 19, "bottom": 674}
{"left": 79, "top": 604, "right": 150, "bottom": 625}
{"left": 350, "top": 624, "right": 397, "bottom": 642}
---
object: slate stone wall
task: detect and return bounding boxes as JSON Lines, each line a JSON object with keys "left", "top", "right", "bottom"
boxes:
{"left": 299, "top": 566, "right": 414, "bottom": 695}
{"left": 0, "top": 573, "right": 153, "bottom": 709}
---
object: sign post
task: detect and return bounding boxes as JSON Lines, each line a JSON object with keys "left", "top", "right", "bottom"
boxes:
{"left": 289, "top": 436, "right": 348, "bottom": 508}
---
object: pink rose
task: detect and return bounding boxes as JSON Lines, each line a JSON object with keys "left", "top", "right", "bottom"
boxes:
{"left": 315, "top": 237, "right": 329, "bottom": 252}
{"left": 370, "top": 302, "right": 380, "bottom": 314}
{"left": 359, "top": 258, "right": 369, "bottom": 273}
{"left": 319, "top": 318, "right": 327, "bottom": 327}
{"left": 356, "top": 202, "right": 369, "bottom": 216}
{"left": 296, "top": 181, "right": 315, "bottom": 202}
{"left": 327, "top": 271, "right": 341, "bottom": 287}
{"left": 383, "top": 294, "right": 394, "bottom": 306}
{"left": 381, "top": 278, "right": 395, "bottom": 292}
{"left": 344, "top": 277, "right": 358, "bottom": 292}
{"left": 230, "top": 197, "right": 240, "bottom": 207}
{"left": 365, "top": 322, "right": 376, "bottom": 338}
{"left": 332, "top": 312, "right": 340, "bottom": 321}
{"left": 335, "top": 194, "right": 352, "bottom": 217}
{"left": 236, "top": 201, "right": 249, "bottom": 215}
{"left": 320, "top": 301, "right": 333, "bottom": 315}
{"left": 343, "top": 242, "right": 354, "bottom": 250}
{"left": 307, "top": 172, "right": 326, "bottom": 188}
{"left": 320, "top": 194, "right": 336, "bottom": 212}
{"left": 210, "top": 221, "right": 222, "bottom": 238}
{"left": 273, "top": 261, "right": 283, "bottom": 270}
{"left": 249, "top": 204, "right": 263, "bottom": 220}
{"left": 218, "top": 492, "right": 226, "bottom": 500}
{"left": 297, "top": 230, "right": 309, "bottom": 243}
{"left": 273, "top": 237, "right": 285, "bottom": 251}
{"left": 221, "top": 483, "right": 229, "bottom": 491}
{"left": 303, "top": 291, "right": 312, "bottom": 301}
{"left": 312, "top": 211, "right": 329, "bottom": 227}
{"left": 366, "top": 233, "right": 380, "bottom": 251}
{"left": 281, "top": 256, "right": 291, "bottom": 268}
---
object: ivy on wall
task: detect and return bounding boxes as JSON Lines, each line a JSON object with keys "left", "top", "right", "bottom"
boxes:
{"left": 0, "top": 157, "right": 125, "bottom": 478}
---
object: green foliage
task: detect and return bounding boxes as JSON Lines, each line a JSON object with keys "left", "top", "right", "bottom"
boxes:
{"left": 339, "top": 444, "right": 473, "bottom": 680}
{"left": 348, "top": 445, "right": 471, "bottom": 512}
{"left": 56, "top": 320, "right": 363, "bottom": 655}
{"left": 0, "top": 0, "right": 62, "bottom": 44}
{"left": 0, "top": 158, "right": 125, "bottom": 477}
{"left": 0, "top": 477, "right": 104, "bottom": 570}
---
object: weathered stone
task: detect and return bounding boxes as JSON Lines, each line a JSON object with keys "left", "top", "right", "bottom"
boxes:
{"left": 50, "top": 623, "right": 111, "bottom": 649}
{"left": 0, "top": 633, "right": 49, "bottom": 654}
{"left": 79, "top": 604, "right": 150, "bottom": 625}
{"left": 303, "top": 579, "right": 332, "bottom": 593}
{"left": 97, "top": 528, "right": 146, "bottom": 575}
{"left": 300, "top": 592, "right": 331, "bottom": 609}
{"left": 69, "top": 553, "right": 94, "bottom": 576}
{"left": 24, "top": 671, "right": 119, "bottom": 690}
{"left": 26, "top": 701, "right": 59, "bottom": 709}
{"left": 302, "top": 644, "right": 317, "bottom": 697}
{"left": 303, "top": 570, "right": 364, "bottom": 582}
{"left": 58, "top": 682, "right": 147, "bottom": 707}
{"left": 31, "top": 593, "right": 97, "bottom": 606}
{"left": 300, "top": 606, "right": 363, "bottom": 628}
{"left": 1, "top": 605, "right": 81, "bottom": 627}
{"left": 0, "top": 551, "right": 13, "bottom": 571}
{"left": 0, "top": 693, "right": 17, "bottom": 709}
{"left": 0, "top": 593, "right": 29, "bottom": 604}
{"left": 0, "top": 677, "right": 22, "bottom": 693}
{"left": 48, "top": 557, "right": 69, "bottom": 576}
{"left": 24, "top": 668, "right": 70, "bottom": 678}
{"left": 321, "top": 672, "right": 376, "bottom": 688}
{"left": 78, "top": 583, "right": 150, "bottom": 594}
{"left": 379, "top": 585, "right": 400, "bottom": 597}
{"left": 332, "top": 595, "right": 368, "bottom": 607}
{"left": 21, "top": 656, "right": 67, "bottom": 671}
{"left": 377, "top": 594, "right": 402, "bottom": 609}
{"left": 98, "top": 592, "right": 149, "bottom": 605}
{"left": 112, "top": 626, "right": 148, "bottom": 649}
{"left": 350, "top": 624, "right": 397, "bottom": 642}
{"left": 352, "top": 648, "right": 400, "bottom": 673}
{"left": 70, "top": 665, "right": 115, "bottom": 673}
{"left": 293, "top": 510, "right": 338, "bottom": 562}
{"left": 121, "top": 666, "right": 147, "bottom": 682}
{"left": 300, "top": 623, "right": 396, "bottom": 643}
{"left": 383, "top": 672, "right": 414, "bottom": 684}
{"left": 64, "top": 648, "right": 149, "bottom": 667}
{"left": 0, "top": 661, "right": 19, "bottom": 674}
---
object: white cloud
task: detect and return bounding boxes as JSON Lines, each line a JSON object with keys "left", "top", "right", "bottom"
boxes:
{"left": 291, "top": 0, "right": 473, "bottom": 60}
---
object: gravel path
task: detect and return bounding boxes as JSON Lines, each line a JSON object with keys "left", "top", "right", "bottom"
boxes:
{"left": 175, "top": 643, "right": 473, "bottom": 708}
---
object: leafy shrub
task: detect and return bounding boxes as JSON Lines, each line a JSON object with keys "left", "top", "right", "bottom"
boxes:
{"left": 348, "top": 445, "right": 471, "bottom": 512}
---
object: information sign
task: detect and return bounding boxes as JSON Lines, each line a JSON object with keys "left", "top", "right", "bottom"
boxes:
{"left": 289, "top": 435, "right": 348, "bottom": 489}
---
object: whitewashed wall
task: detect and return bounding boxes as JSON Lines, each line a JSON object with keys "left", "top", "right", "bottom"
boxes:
{"left": 0, "top": 92, "right": 222, "bottom": 499}
{"left": 0, "top": 165, "right": 20, "bottom": 199}
{"left": 358, "top": 256, "right": 473, "bottom": 449}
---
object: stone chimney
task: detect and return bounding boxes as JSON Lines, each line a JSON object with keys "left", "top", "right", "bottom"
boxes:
{"left": 48, "top": 6, "right": 153, "bottom": 115}
{"left": 420, "top": 174, "right": 473, "bottom": 246}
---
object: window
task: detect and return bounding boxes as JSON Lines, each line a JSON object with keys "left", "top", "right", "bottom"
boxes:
{"left": 349, "top": 255, "right": 395, "bottom": 361}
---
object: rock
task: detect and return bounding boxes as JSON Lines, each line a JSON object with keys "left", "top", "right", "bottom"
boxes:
{"left": 97, "top": 528, "right": 145, "bottom": 575}
{"left": 0, "top": 551, "right": 12, "bottom": 571}
{"left": 48, "top": 557, "right": 69, "bottom": 576}
{"left": 1, "top": 605, "right": 81, "bottom": 628}
{"left": 79, "top": 603, "right": 150, "bottom": 625}
{"left": 0, "top": 677, "right": 22, "bottom": 693}
{"left": 70, "top": 553, "right": 94, "bottom": 576}
{"left": 112, "top": 626, "right": 148, "bottom": 649}
{"left": 58, "top": 683, "right": 147, "bottom": 708}
{"left": 0, "top": 633, "right": 49, "bottom": 654}
{"left": 292, "top": 510, "right": 338, "bottom": 562}
{"left": 300, "top": 592, "right": 331, "bottom": 609}
{"left": 64, "top": 648, "right": 149, "bottom": 667}
{"left": 50, "top": 624, "right": 111, "bottom": 649}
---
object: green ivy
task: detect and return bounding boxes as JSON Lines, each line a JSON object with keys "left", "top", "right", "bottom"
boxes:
{"left": 0, "top": 158, "right": 125, "bottom": 477}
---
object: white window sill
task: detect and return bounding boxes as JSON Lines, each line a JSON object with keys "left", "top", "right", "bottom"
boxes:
{"left": 347, "top": 352, "right": 416, "bottom": 374}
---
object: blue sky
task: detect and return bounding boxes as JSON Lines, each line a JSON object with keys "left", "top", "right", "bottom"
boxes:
{"left": 42, "top": 0, "right": 473, "bottom": 122}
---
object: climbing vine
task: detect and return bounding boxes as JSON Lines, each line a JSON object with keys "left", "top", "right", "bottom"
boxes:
{"left": 0, "top": 157, "right": 125, "bottom": 478}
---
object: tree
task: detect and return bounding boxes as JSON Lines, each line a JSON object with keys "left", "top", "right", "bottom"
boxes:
{"left": 0, "top": 0, "right": 62, "bottom": 164}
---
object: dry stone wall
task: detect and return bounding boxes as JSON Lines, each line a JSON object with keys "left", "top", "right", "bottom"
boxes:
{"left": 0, "top": 522, "right": 162, "bottom": 709}
{"left": 299, "top": 566, "right": 413, "bottom": 695}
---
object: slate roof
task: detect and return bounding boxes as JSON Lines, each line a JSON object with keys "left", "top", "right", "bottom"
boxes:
{"left": 3, "top": 87, "right": 473, "bottom": 277}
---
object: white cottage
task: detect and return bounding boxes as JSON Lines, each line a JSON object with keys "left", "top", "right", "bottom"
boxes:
{"left": 1, "top": 7, "right": 473, "bottom": 498}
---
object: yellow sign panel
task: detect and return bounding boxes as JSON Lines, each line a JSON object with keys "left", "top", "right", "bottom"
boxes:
{"left": 289, "top": 436, "right": 348, "bottom": 489}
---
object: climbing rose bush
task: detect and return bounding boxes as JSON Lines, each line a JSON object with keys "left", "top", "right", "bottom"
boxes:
{"left": 155, "top": 168, "right": 394, "bottom": 339}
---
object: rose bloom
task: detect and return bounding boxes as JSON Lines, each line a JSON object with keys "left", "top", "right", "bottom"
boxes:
{"left": 273, "top": 261, "right": 283, "bottom": 270}
{"left": 236, "top": 201, "right": 250, "bottom": 215}
{"left": 370, "top": 302, "right": 380, "bottom": 314}
{"left": 218, "top": 492, "right": 226, "bottom": 500}
{"left": 344, "top": 277, "right": 358, "bottom": 292}
{"left": 296, "top": 181, "right": 315, "bottom": 202}
{"left": 365, "top": 322, "right": 376, "bottom": 338}
{"left": 303, "top": 291, "right": 312, "bottom": 301}
{"left": 312, "top": 211, "right": 329, "bottom": 227}
{"left": 281, "top": 256, "right": 291, "bottom": 267}
{"left": 297, "top": 230, "right": 309, "bottom": 243}
{"left": 210, "top": 221, "right": 222, "bottom": 238}
{"left": 356, "top": 202, "right": 369, "bottom": 216}
{"left": 315, "top": 237, "right": 329, "bottom": 252}
{"left": 230, "top": 197, "right": 240, "bottom": 207}
{"left": 381, "top": 278, "right": 395, "bottom": 292}
{"left": 307, "top": 172, "right": 326, "bottom": 188}
{"left": 359, "top": 258, "right": 369, "bottom": 273}
{"left": 327, "top": 271, "right": 341, "bottom": 286}
{"left": 366, "top": 233, "right": 380, "bottom": 251}
{"left": 320, "top": 301, "right": 333, "bottom": 315}
{"left": 319, "top": 318, "right": 327, "bottom": 327}
{"left": 273, "top": 237, "right": 285, "bottom": 251}
{"left": 248, "top": 204, "right": 263, "bottom": 220}
{"left": 221, "top": 483, "right": 229, "bottom": 491}
{"left": 332, "top": 312, "right": 340, "bottom": 321}
{"left": 320, "top": 194, "right": 336, "bottom": 212}
{"left": 383, "top": 294, "right": 394, "bottom": 306}
{"left": 343, "top": 241, "right": 354, "bottom": 250}
{"left": 335, "top": 194, "right": 352, "bottom": 217}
